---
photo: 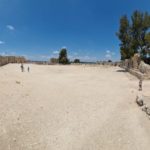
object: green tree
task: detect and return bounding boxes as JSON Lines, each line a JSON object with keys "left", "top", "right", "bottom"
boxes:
{"left": 58, "top": 48, "right": 69, "bottom": 64}
{"left": 117, "top": 10, "right": 150, "bottom": 60}
{"left": 145, "top": 32, "right": 150, "bottom": 52}
{"left": 130, "top": 11, "right": 150, "bottom": 58}
{"left": 116, "top": 15, "right": 132, "bottom": 60}
{"left": 74, "top": 59, "right": 80, "bottom": 63}
{"left": 50, "top": 58, "right": 58, "bottom": 64}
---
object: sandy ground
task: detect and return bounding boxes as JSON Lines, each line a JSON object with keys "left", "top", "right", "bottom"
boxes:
{"left": 0, "top": 64, "right": 150, "bottom": 150}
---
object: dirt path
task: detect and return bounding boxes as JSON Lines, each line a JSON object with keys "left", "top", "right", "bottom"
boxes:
{"left": 0, "top": 64, "right": 150, "bottom": 150}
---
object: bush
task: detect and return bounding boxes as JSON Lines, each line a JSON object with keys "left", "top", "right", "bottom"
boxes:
{"left": 108, "top": 60, "right": 112, "bottom": 63}
{"left": 74, "top": 59, "right": 80, "bottom": 63}
{"left": 50, "top": 58, "right": 58, "bottom": 64}
{"left": 58, "top": 48, "right": 70, "bottom": 64}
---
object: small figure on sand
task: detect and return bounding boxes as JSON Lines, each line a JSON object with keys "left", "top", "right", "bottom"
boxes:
{"left": 20, "top": 63, "right": 24, "bottom": 72}
{"left": 139, "top": 78, "right": 142, "bottom": 91}
{"left": 27, "top": 66, "right": 30, "bottom": 72}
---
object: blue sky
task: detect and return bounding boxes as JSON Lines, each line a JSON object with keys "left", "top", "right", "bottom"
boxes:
{"left": 0, "top": 0, "right": 150, "bottom": 61}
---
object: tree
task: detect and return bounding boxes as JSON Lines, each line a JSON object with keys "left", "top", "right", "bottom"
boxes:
{"left": 130, "top": 11, "right": 150, "bottom": 58}
{"left": 58, "top": 48, "right": 69, "bottom": 64}
{"left": 50, "top": 58, "right": 58, "bottom": 64}
{"left": 117, "top": 10, "right": 150, "bottom": 61}
{"left": 74, "top": 59, "right": 80, "bottom": 63}
{"left": 145, "top": 32, "right": 150, "bottom": 54}
{"left": 116, "top": 15, "right": 132, "bottom": 60}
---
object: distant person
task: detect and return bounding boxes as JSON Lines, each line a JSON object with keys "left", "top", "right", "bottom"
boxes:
{"left": 139, "top": 79, "right": 142, "bottom": 91}
{"left": 27, "top": 66, "right": 30, "bottom": 72}
{"left": 20, "top": 64, "right": 24, "bottom": 72}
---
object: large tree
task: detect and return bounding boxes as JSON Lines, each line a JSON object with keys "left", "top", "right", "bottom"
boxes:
{"left": 58, "top": 48, "right": 69, "bottom": 64}
{"left": 117, "top": 10, "right": 150, "bottom": 60}
{"left": 145, "top": 32, "right": 150, "bottom": 53}
{"left": 50, "top": 58, "right": 58, "bottom": 64}
{"left": 116, "top": 15, "right": 132, "bottom": 60}
{"left": 130, "top": 11, "right": 150, "bottom": 58}
{"left": 74, "top": 59, "right": 80, "bottom": 63}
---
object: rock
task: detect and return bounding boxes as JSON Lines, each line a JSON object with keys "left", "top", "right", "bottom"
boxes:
{"left": 132, "top": 53, "right": 141, "bottom": 69}
{"left": 146, "top": 107, "right": 150, "bottom": 115}
{"left": 16, "top": 81, "right": 21, "bottom": 84}
{"left": 137, "top": 95, "right": 150, "bottom": 117}
{"left": 142, "top": 106, "right": 147, "bottom": 112}
{"left": 139, "top": 61, "right": 150, "bottom": 75}
{"left": 136, "top": 95, "right": 144, "bottom": 106}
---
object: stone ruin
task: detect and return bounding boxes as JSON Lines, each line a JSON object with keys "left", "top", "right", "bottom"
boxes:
{"left": 121, "top": 53, "right": 150, "bottom": 79}
{"left": 0, "top": 56, "right": 26, "bottom": 66}
{"left": 136, "top": 94, "right": 150, "bottom": 117}
{"left": 122, "top": 53, "right": 141, "bottom": 70}
{"left": 139, "top": 61, "right": 150, "bottom": 76}
{"left": 132, "top": 53, "right": 141, "bottom": 69}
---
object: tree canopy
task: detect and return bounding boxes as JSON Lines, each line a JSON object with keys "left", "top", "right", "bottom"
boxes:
{"left": 74, "top": 59, "right": 80, "bottom": 63}
{"left": 117, "top": 10, "right": 150, "bottom": 60}
{"left": 50, "top": 58, "right": 58, "bottom": 64}
{"left": 58, "top": 48, "right": 69, "bottom": 64}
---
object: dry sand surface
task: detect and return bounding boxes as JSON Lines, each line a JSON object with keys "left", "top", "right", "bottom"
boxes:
{"left": 0, "top": 63, "right": 150, "bottom": 150}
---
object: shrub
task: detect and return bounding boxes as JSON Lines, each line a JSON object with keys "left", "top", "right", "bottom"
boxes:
{"left": 74, "top": 59, "right": 80, "bottom": 63}
{"left": 58, "top": 48, "right": 69, "bottom": 64}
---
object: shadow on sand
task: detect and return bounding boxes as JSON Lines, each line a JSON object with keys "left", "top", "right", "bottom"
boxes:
{"left": 116, "top": 69, "right": 127, "bottom": 73}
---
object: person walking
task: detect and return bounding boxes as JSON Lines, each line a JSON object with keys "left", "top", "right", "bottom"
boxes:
{"left": 20, "top": 64, "right": 24, "bottom": 72}
{"left": 27, "top": 66, "right": 30, "bottom": 72}
{"left": 139, "top": 78, "right": 142, "bottom": 91}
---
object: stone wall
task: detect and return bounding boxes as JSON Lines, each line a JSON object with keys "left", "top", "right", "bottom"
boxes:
{"left": 136, "top": 94, "right": 150, "bottom": 117}
{"left": 0, "top": 56, "right": 26, "bottom": 66}
{"left": 139, "top": 61, "right": 150, "bottom": 75}
{"left": 132, "top": 53, "right": 141, "bottom": 69}
{"left": 121, "top": 53, "right": 141, "bottom": 70}
{"left": 120, "top": 53, "right": 150, "bottom": 79}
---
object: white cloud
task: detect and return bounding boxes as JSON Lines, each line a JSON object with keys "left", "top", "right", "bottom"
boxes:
{"left": 0, "top": 41, "right": 5, "bottom": 44}
{"left": 6, "top": 25, "right": 15, "bottom": 30}
{"left": 22, "top": 54, "right": 28, "bottom": 58}
{"left": 0, "top": 52, "right": 7, "bottom": 56}
{"left": 79, "top": 55, "right": 97, "bottom": 62}
{"left": 25, "top": 54, "right": 50, "bottom": 61}
{"left": 52, "top": 50, "right": 59, "bottom": 55}
{"left": 61, "top": 46, "right": 67, "bottom": 49}
{"left": 105, "top": 50, "right": 115, "bottom": 60}
{"left": 106, "top": 50, "right": 110, "bottom": 54}
{"left": 73, "top": 52, "right": 78, "bottom": 56}
{"left": 0, "top": 51, "right": 17, "bottom": 56}
{"left": 40, "top": 55, "right": 50, "bottom": 59}
{"left": 69, "top": 54, "right": 97, "bottom": 62}
{"left": 105, "top": 54, "right": 112, "bottom": 59}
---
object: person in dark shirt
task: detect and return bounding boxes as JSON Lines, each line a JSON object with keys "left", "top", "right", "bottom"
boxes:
{"left": 139, "top": 79, "right": 142, "bottom": 91}
{"left": 20, "top": 64, "right": 24, "bottom": 72}
{"left": 27, "top": 66, "right": 30, "bottom": 72}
